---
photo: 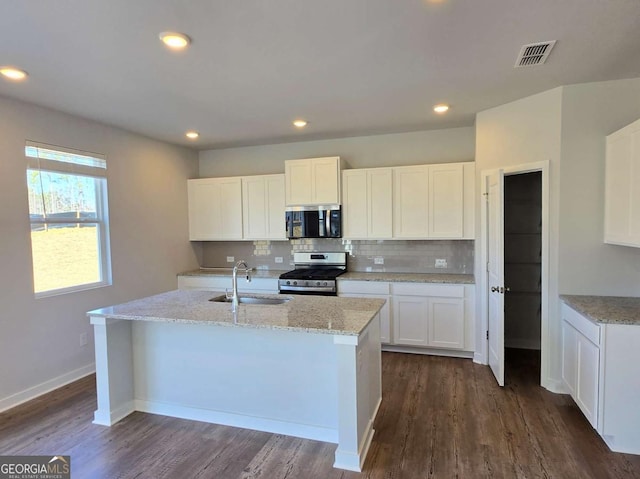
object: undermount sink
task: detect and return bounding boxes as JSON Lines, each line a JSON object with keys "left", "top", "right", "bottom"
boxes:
{"left": 209, "top": 295, "right": 291, "bottom": 305}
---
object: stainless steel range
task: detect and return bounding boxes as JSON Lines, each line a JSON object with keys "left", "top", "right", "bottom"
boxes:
{"left": 278, "top": 252, "right": 347, "bottom": 296}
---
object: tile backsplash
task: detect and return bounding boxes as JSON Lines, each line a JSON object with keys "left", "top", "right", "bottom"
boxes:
{"left": 201, "top": 239, "right": 473, "bottom": 274}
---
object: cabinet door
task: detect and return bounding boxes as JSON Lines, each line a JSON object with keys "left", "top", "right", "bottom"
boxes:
{"left": 265, "top": 175, "right": 286, "bottom": 240}
{"left": 311, "top": 157, "right": 340, "bottom": 204}
{"left": 605, "top": 133, "right": 632, "bottom": 243}
{"left": 393, "top": 165, "right": 429, "bottom": 238}
{"left": 562, "top": 322, "right": 577, "bottom": 396}
{"left": 342, "top": 170, "right": 368, "bottom": 238}
{"left": 242, "top": 176, "right": 268, "bottom": 239}
{"left": 427, "top": 297, "right": 464, "bottom": 349}
{"left": 368, "top": 168, "right": 393, "bottom": 238}
{"left": 576, "top": 334, "right": 600, "bottom": 429}
{"left": 393, "top": 295, "right": 429, "bottom": 346}
{"left": 285, "top": 160, "right": 312, "bottom": 205}
{"left": 429, "top": 164, "right": 464, "bottom": 238}
{"left": 217, "top": 178, "right": 243, "bottom": 239}
{"left": 188, "top": 178, "right": 242, "bottom": 240}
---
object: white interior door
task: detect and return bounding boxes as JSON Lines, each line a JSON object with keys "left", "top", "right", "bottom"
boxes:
{"left": 487, "top": 170, "right": 506, "bottom": 386}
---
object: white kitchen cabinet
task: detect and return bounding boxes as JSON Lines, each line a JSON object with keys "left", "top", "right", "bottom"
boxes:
{"left": 605, "top": 118, "right": 640, "bottom": 247}
{"left": 392, "top": 162, "right": 475, "bottom": 240}
{"left": 429, "top": 163, "right": 464, "bottom": 238}
{"left": 178, "top": 275, "right": 279, "bottom": 294}
{"left": 339, "top": 279, "right": 474, "bottom": 355}
{"left": 338, "top": 280, "right": 392, "bottom": 344}
{"left": 392, "top": 283, "right": 466, "bottom": 350}
{"left": 393, "top": 165, "right": 429, "bottom": 238}
{"left": 561, "top": 304, "right": 601, "bottom": 428}
{"left": 561, "top": 301, "right": 640, "bottom": 454}
{"left": 285, "top": 156, "right": 341, "bottom": 206}
{"left": 342, "top": 168, "right": 393, "bottom": 239}
{"left": 242, "top": 174, "right": 286, "bottom": 240}
{"left": 188, "top": 177, "right": 243, "bottom": 240}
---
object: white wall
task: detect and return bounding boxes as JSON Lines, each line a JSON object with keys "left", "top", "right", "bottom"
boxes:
{"left": 199, "top": 127, "right": 475, "bottom": 176}
{"left": 0, "top": 95, "right": 200, "bottom": 410}
{"left": 475, "top": 78, "right": 640, "bottom": 391}
{"left": 475, "top": 87, "right": 563, "bottom": 389}
{"left": 559, "top": 79, "right": 640, "bottom": 296}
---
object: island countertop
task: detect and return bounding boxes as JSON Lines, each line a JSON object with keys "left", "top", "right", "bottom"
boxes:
{"left": 88, "top": 289, "right": 385, "bottom": 336}
{"left": 560, "top": 294, "right": 640, "bottom": 325}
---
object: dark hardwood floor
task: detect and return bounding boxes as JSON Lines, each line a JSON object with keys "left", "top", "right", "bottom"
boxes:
{"left": 1, "top": 350, "right": 639, "bottom": 478}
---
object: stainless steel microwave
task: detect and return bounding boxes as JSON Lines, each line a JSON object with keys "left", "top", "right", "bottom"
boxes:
{"left": 285, "top": 206, "right": 341, "bottom": 239}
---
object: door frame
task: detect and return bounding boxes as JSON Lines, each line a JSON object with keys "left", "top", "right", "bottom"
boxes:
{"left": 477, "top": 161, "right": 550, "bottom": 388}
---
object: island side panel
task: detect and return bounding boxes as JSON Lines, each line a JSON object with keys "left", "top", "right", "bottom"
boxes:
{"left": 90, "top": 317, "right": 135, "bottom": 425}
{"left": 131, "top": 321, "right": 340, "bottom": 443}
{"left": 333, "top": 312, "right": 382, "bottom": 472}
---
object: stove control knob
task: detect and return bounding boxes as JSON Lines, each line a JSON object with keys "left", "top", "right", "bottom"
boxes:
{"left": 323, "top": 282, "right": 328, "bottom": 286}
{"left": 286, "top": 281, "right": 291, "bottom": 285}
{"left": 316, "top": 281, "right": 321, "bottom": 286}
{"left": 293, "top": 281, "right": 298, "bottom": 286}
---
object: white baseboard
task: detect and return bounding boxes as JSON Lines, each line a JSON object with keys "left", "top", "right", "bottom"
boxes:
{"left": 93, "top": 401, "right": 135, "bottom": 426}
{"left": 0, "top": 363, "right": 95, "bottom": 413}
{"left": 333, "top": 395, "right": 381, "bottom": 472}
{"left": 543, "top": 377, "right": 568, "bottom": 394}
{"left": 135, "top": 399, "right": 339, "bottom": 444}
{"left": 473, "top": 352, "right": 487, "bottom": 365}
{"left": 382, "top": 345, "right": 474, "bottom": 359}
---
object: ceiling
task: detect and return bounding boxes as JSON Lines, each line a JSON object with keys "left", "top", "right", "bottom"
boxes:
{"left": 1, "top": 1, "right": 639, "bottom": 150}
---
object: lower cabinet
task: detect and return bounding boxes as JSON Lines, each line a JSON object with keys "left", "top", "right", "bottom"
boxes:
{"left": 561, "top": 302, "right": 640, "bottom": 454}
{"left": 393, "top": 283, "right": 466, "bottom": 350}
{"left": 338, "top": 280, "right": 473, "bottom": 354}
{"left": 178, "top": 275, "right": 279, "bottom": 294}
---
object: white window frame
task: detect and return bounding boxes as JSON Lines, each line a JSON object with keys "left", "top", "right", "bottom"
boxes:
{"left": 26, "top": 141, "right": 112, "bottom": 298}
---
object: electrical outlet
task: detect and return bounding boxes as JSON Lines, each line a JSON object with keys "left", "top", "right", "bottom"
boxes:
{"left": 366, "top": 266, "right": 372, "bottom": 272}
{"left": 226, "top": 256, "right": 235, "bottom": 263}
{"left": 80, "top": 332, "right": 88, "bottom": 347}
{"left": 435, "top": 259, "right": 448, "bottom": 269}
{"left": 374, "top": 257, "right": 384, "bottom": 265}
{"left": 274, "top": 257, "right": 283, "bottom": 264}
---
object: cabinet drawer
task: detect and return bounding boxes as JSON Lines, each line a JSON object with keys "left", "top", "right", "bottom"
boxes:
{"left": 562, "top": 304, "right": 600, "bottom": 346}
{"left": 391, "top": 282, "right": 464, "bottom": 298}
{"left": 338, "top": 280, "right": 390, "bottom": 295}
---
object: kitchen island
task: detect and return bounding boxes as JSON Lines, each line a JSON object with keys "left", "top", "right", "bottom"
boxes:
{"left": 88, "top": 290, "right": 385, "bottom": 472}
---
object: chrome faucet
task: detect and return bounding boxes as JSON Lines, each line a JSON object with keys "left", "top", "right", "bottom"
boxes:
{"left": 231, "top": 260, "right": 252, "bottom": 312}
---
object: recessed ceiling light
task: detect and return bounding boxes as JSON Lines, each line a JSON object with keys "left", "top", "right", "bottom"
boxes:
{"left": 159, "top": 32, "right": 191, "bottom": 50}
{"left": 185, "top": 131, "right": 199, "bottom": 139}
{"left": 433, "top": 104, "right": 450, "bottom": 114}
{"left": 293, "top": 120, "right": 308, "bottom": 128}
{"left": 0, "top": 66, "right": 28, "bottom": 81}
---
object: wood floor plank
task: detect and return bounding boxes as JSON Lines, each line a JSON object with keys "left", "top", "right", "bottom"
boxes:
{"left": 2, "top": 350, "right": 640, "bottom": 479}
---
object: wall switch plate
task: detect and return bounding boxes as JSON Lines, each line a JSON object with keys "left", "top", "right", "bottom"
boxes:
{"left": 435, "top": 259, "right": 448, "bottom": 269}
{"left": 80, "top": 332, "right": 88, "bottom": 347}
{"left": 366, "top": 266, "right": 372, "bottom": 272}
{"left": 226, "top": 256, "right": 235, "bottom": 263}
{"left": 374, "top": 257, "right": 384, "bottom": 265}
{"left": 274, "top": 257, "right": 283, "bottom": 264}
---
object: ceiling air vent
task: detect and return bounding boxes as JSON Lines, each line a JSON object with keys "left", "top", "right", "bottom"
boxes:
{"left": 514, "top": 41, "right": 556, "bottom": 67}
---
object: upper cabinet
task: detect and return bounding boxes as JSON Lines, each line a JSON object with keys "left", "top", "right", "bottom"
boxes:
{"left": 188, "top": 174, "right": 285, "bottom": 241}
{"left": 394, "top": 162, "right": 474, "bottom": 239}
{"left": 188, "top": 177, "right": 243, "bottom": 240}
{"left": 342, "top": 168, "right": 393, "bottom": 239}
{"left": 242, "top": 174, "right": 286, "bottom": 240}
{"left": 285, "top": 156, "right": 341, "bottom": 205}
{"left": 605, "top": 118, "right": 640, "bottom": 248}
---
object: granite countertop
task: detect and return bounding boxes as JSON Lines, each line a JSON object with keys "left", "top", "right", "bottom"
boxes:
{"left": 339, "top": 272, "right": 475, "bottom": 284}
{"left": 178, "top": 268, "right": 287, "bottom": 279}
{"left": 179, "top": 268, "right": 474, "bottom": 284}
{"left": 561, "top": 295, "right": 640, "bottom": 326}
{"left": 88, "top": 290, "right": 385, "bottom": 336}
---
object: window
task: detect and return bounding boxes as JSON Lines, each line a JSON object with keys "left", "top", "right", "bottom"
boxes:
{"left": 25, "top": 141, "right": 111, "bottom": 297}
